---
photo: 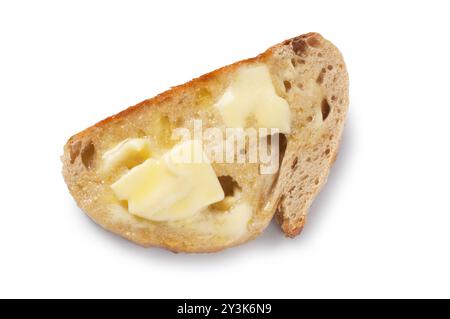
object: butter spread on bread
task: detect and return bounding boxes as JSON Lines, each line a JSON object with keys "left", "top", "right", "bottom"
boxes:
{"left": 62, "top": 33, "right": 349, "bottom": 252}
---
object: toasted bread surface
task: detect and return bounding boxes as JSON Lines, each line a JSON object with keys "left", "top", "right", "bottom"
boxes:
{"left": 62, "top": 33, "right": 349, "bottom": 251}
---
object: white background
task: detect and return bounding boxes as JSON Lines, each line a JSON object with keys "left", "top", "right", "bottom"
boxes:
{"left": 1, "top": 0, "right": 449, "bottom": 298}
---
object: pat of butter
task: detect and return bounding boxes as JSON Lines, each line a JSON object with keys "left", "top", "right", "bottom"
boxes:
{"left": 215, "top": 65, "right": 291, "bottom": 133}
{"left": 111, "top": 140, "right": 225, "bottom": 221}
{"left": 102, "top": 138, "right": 152, "bottom": 172}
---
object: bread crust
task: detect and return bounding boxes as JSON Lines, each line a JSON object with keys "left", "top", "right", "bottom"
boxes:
{"left": 68, "top": 56, "right": 266, "bottom": 144}
{"left": 62, "top": 32, "right": 349, "bottom": 251}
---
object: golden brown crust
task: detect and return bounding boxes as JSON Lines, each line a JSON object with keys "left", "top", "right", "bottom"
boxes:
{"left": 69, "top": 54, "right": 270, "bottom": 144}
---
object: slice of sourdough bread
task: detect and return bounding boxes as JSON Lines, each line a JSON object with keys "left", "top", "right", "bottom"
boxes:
{"left": 62, "top": 32, "right": 349, "bottom": 252}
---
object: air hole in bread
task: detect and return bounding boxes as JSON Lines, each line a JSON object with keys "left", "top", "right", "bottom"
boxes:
{"left": 321, "top": 99, "right": 331, "bottom": 121}
{"left": 69, "top": 140, "right": 82, "bottom": 164}
{"left": 331, "top": 95, "right": 337, "bottom": 101}
{"left": 291, "top": 38, "right": 307, "bottom": 56}
{"left": 327, "top": 65, "right": 333, "bottom": 71}
{"left": 317, "top": 53, "right": 323, "bottom": 57}
{"left": 291, "top": 58, "right": 305, "bottom": 68}
{"left": 324, "top": 148, "right": 331, "bottom": 155}
{"left": 209, "top": 176, "right": 241, "bottom": 212}
{"left": 278, "top": 134, "right": 288, "bottom": 165}
{"left": 218, "top": 176, "right": 240, "bottom": 197}
{"left": 283, "top": 80, "right": 292, "bottom": 92}
{"left": 291, "top": 58, "right": 297, "bottom": 68}
{"left": 81, "top": 141, "right": 95, "bottom": 169}
{"left": 291, "top": 157, "right": 298, "bottom": 170}
{"left": 316, "top": 68, "right": 326, "bottom": 84}
{"left": 314, "top": 178, "right": 320, "bottom": 185}
{"left": 297, "top": 83, "right": 304, "bottom": 89}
